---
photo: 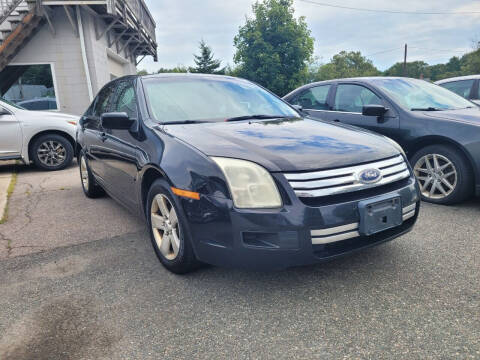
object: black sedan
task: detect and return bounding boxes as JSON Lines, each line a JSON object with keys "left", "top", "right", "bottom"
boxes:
{"left": 76, "top": 74, "right": 419, "bottom": 273}
{"left": 284, "top": 77, "right": 480, "bottom": 205}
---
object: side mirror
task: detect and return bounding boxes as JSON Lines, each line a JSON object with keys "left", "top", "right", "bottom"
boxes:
{"left": 101, "top": 112, "right": 136, "bottom": 130}
{"left": 292, "top": 104, "right": 303, "bottom": 112}
{"left": 362, "top": 105, "right": 388, "bottom": 118}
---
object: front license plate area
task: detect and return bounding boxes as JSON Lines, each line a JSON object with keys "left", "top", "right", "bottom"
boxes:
{"left": 358, "top": 195, "right": 402, "bottom": 236}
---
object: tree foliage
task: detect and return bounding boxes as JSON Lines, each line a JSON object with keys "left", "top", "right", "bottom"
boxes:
{"left": 233, "top": 0, "right": 314, "bottom": 95}
{"left": 314, "top": 51, "right": 380, "bottom": 81}
{"left": 191, "top": 40, "right": 225, "bottom": 74}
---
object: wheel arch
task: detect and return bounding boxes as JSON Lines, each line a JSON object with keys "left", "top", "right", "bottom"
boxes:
{"left": 27, "top": 130, "right": 76, "bottom": 162}
{"left": 140, "top": 165, "right": 170, "bottom": 216}
{"left": 407, "top": 135, "right": 477, "bottom": 187}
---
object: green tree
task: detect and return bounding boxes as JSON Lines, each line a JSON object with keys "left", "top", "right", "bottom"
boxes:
{"left": 384, "top": 61, "right": 429, "bottom": 78}
{"left": 233, "top": 0, "right": 314, "bottom": 95}
{"left": 137, "top": 69, "right": 149, "bottom": 76}
{"left": 156, "top": 66, "right": 189, "bottom": 74}
{"left": 191, "top": 40, "right": 225, "bottom": 74}
{"left": 315, "top": 51, "right": 380, "bottom": 81}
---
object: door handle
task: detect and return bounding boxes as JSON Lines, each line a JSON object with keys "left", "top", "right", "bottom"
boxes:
{"left": 333, "top": 119, "right": 340, "bottom": 122}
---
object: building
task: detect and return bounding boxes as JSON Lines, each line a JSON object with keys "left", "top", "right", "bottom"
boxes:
{"left": 0, "top": 0, "right": 157, "bottom": 114}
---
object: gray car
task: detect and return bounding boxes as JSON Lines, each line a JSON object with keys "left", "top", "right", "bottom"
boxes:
{"left": 284, "top": 77, "right": 480, "bottom": 205}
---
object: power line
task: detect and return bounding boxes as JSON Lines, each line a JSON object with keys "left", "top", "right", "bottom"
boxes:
{"left": 409, "top": 46, "right": 470, "bottom": 53}
{"left": 365, "top": 47, "right": 403, "bottom": 57}
{"left": 298, "top": 0, "right": 480, "bottom": 15}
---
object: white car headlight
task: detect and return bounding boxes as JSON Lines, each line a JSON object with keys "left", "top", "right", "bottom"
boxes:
{"left": 211, "top": 157, "right": 282, "bottom": 209}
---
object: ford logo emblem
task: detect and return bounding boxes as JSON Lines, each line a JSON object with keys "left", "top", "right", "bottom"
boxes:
{"left": 358, "top": 168, "right": 382, "bottom": 184}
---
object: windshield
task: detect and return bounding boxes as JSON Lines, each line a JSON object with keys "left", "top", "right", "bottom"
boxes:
{"left": 371, "top": 78, "right": 474, "bottom": 111}
{"left": 0, "top": 97, "right": 25, "bottom": 110}
{"left": 142, "top": 76, "right": 299, "bottom": 123}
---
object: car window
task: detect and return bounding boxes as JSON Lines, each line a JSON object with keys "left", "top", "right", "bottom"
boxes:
{"left": 293, "top": 85, "right": 330, "bottom": 110}
{"left": 334, "top": 84, "right": 382, "bottom": 113}
{"left": 49, "top": 99, "right": 58, "bottom": 110}
{"left": 93, "top": 84, "right": 116, "bottom": 117}
{"left": 440, "top": 80, "right": 474, "bottom": 99}
{"left": 112, "top": 81, "right": 138, "bottom": 119}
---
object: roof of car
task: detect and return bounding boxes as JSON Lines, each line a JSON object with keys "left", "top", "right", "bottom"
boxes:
{"left": 435, "top": 75, "right": 480, "bottom": 84}
{"left": 141, "top": 73, "right": 239, "bottom": 81}
{"left": 283, "top": 77, "right": 418, "bottom": 98}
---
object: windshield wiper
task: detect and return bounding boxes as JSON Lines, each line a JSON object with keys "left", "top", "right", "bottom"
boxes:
{"left": 225, "top": 114, "right": 291, "bottom": 122}
{"left": 410, "top": 107, "right": 443, "bottom": 111}
{"left": 159, "top": 120, "right": 207, "bottom": 125}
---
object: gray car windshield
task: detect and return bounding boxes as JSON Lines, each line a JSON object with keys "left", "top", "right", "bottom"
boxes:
{"left": 371, "top": 78, "right": 474, "bottom": 111}
{"left": 142, "top": 77, "right": 299, "bottom": 123}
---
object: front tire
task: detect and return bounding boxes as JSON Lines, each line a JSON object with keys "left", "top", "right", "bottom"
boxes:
{"left": 79, "top": 150, "right": 105, "bottom": 198}
{"left": 410, "top": 145, "right": 472, "bottom": 205}
{"left": 146, "top": 179, "right": 199, "bottom": 274}
{"left": 31, "top": 134, "right": 73, "bottom": 171}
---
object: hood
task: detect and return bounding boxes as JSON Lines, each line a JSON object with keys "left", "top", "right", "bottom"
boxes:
{"left": 21, "top": 109, "right": 79, "bottom": 122}
{"left": 422, "top": 107, "right": 480, "bottom": 126}
{"left": 162, "top": 118, "right": 399, "bottom": 172}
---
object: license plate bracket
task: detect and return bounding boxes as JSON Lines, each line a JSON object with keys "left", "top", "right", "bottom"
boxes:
{"left": 358, "top": 195, "right": 402, "bottom": 236}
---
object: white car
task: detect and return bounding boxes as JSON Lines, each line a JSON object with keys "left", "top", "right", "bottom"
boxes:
{"left": 0, "top": 98, "right": 78, "bottom": 170}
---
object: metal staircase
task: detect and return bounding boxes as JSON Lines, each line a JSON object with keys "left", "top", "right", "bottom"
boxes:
{"left": 0, "top": 0, "right": 42, "bottom": 71}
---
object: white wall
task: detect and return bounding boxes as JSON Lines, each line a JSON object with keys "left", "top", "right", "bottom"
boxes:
{"left": 10, "top": 7, "right": 138, "bottom": 115}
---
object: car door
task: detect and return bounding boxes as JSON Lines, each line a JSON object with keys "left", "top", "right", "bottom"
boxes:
{"left": 0, "top": 106, "right": 22, "bottom": 159}
{"left": 100, "top": 79, "right": 140, "bottom": 209}
{"left": 328, "top": 83, "right": 400, "bottom": 141}
{"left": 289, "top": 84, "right": 332, "bottom": 120}
{"left": 82, "top": 83, "right": 116, "bottom": 183}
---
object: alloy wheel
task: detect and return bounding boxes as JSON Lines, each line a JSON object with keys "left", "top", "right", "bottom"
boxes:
{"left": 80, "top": 155, "right": 89, "bottom": 191}
{"left": 151, "top": 194, "right": 181, "bottom": 260}
{"left": 414, "top": 153, "right": 457, "bottom": 200}
{"left": 37, "top": 140, "right": 66, "bottom": 167}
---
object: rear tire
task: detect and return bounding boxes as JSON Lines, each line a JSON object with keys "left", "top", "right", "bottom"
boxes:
{"left": 146, "top": 179, "right": 199, "bottom": 274}
{"left": 410, "top": 145, "right": 472, "bottom": 205}
{"left": 31, "top": 134, "right": 73, "bottom": 171}
{"left": 79, "top": 150, "right": 105, "bottom": 198}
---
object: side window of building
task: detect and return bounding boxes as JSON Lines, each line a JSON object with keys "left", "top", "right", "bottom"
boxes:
{"left": 112, "top": 80, "right": 138, "bottom": 119}
{"left": 292, "top": 85, "right": 331, "bottom": 110}
{"left": 334, "top": 84, "right": 382, "bottom": 113}
{"left": 440, "top": 80, "right": 474, "bottom": 99}
{"left": 93, "top": 84, "right": 116, "bottom": 118}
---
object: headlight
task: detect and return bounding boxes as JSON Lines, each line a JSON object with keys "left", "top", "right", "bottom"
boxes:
{"left": 211, "top": 157, "right": 282, "bottom": 209}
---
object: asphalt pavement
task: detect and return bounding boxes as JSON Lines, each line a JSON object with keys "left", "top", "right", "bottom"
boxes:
{"left": 0, "top": 163, "right": 478, "bottom": 359}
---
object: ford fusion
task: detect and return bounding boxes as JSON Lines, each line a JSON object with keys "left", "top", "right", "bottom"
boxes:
{"left": 76, "top": 74, "right": 420, "bottom": 273}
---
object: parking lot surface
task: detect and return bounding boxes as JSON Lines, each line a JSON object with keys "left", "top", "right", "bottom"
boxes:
{"left": 0, "top": 163, "right": 479, "bottom": 359}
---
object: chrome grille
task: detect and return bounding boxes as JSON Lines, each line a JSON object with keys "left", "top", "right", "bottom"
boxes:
{"left": 284, "top": 155, "right": 410, "bottom": 198}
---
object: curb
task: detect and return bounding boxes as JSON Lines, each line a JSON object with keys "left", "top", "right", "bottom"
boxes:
{"left": 0, "top": 172, "right": 16, "bottom": 224}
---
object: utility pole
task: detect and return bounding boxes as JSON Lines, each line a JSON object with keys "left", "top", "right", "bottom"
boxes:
{"left": 403, "top": 43, "right": 407, "bottom": 77}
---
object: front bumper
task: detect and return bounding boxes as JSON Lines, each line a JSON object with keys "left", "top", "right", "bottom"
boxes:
{"left": 179, "top": 175, "right": 420, "bottom": 270}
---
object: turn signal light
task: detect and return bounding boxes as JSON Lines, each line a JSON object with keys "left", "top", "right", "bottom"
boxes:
{"left": 171, "top": 187, "right": 200, "bottom": 200}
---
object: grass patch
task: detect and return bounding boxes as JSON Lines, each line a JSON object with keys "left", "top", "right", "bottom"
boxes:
{"left": 0, "top": 172, "right": 17, "bottom": 224}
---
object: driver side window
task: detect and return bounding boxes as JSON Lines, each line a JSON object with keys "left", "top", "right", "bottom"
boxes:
{"left": 334, "top": 84, "right": 382, "bottom": 113}
{"left": 293, "top": 85, "right": 331, "bottom": 110}
{"left": 112, "top": 81, "right": 138, "bottom": 119}
{"left": 93, "top": 84, "right": 116, "bottom": 118}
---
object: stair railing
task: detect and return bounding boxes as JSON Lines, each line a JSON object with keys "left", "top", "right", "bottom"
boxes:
{"left": 0, "top": 0, "right": 25, "bottom": 25}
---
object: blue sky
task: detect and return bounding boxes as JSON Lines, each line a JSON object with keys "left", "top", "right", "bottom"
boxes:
{"left": 140, "top": 0, "right": 480, "bottom": 73}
